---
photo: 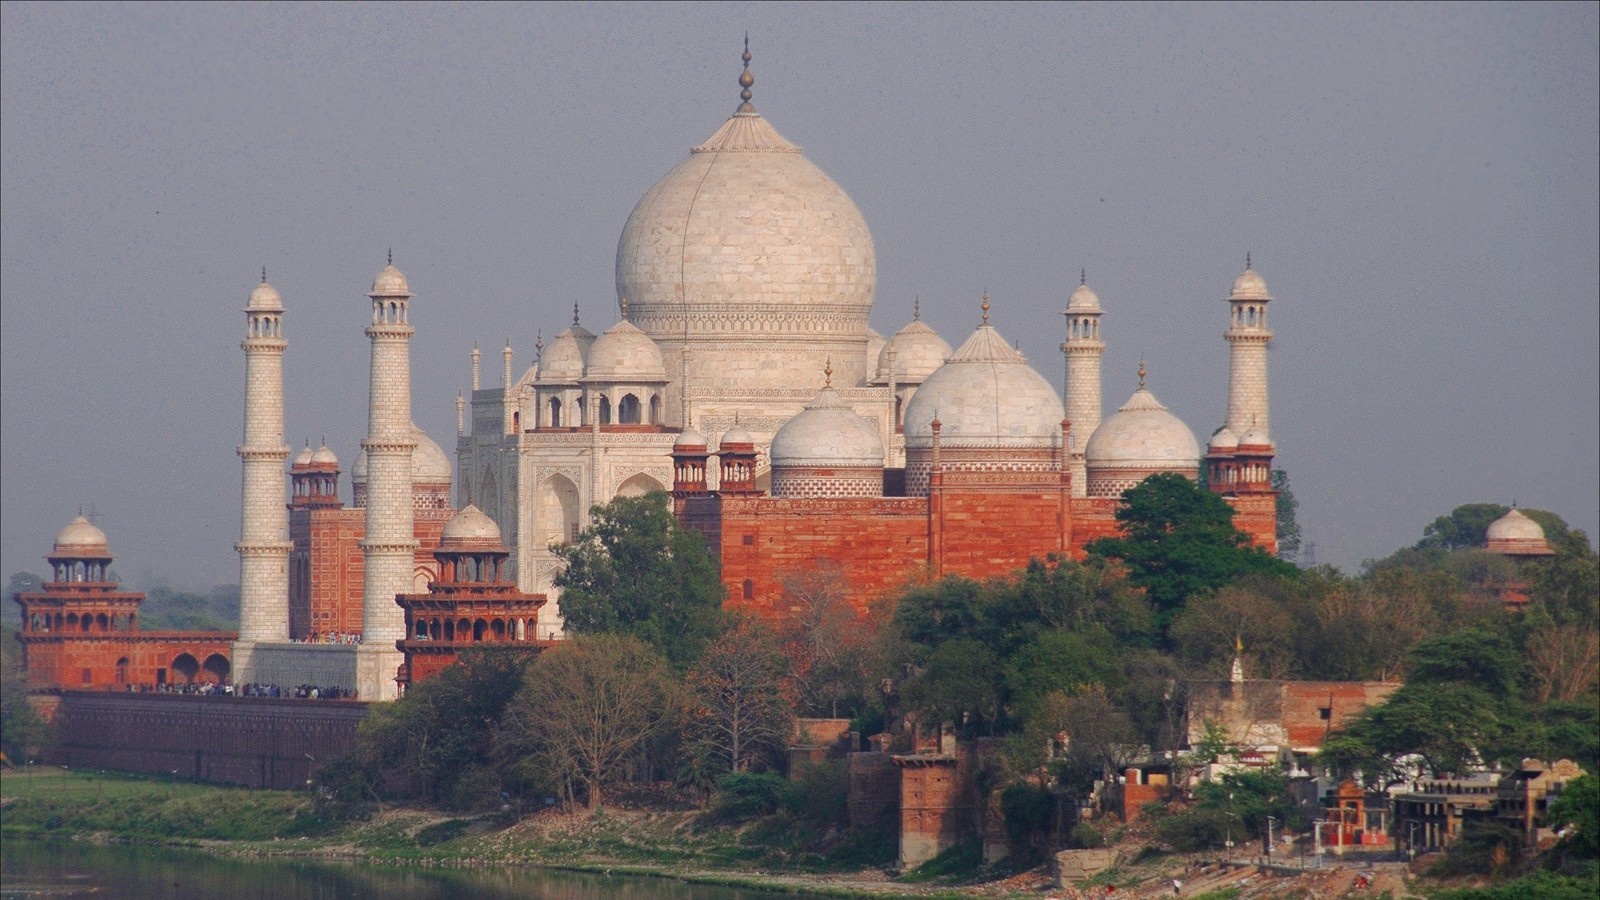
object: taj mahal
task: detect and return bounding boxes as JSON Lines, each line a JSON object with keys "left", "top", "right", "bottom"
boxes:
{"left": 218, "top": 46, "right": 1282, "bottom": 699}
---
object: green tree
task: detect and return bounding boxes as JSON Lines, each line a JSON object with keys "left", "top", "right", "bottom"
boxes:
{"left": 899, "top": 638, "right": 1003, "bottom": 737}
{"left": 1417, "top": 503, "right": 1511, "bottom": 553}
{"left": 343, "top": 648, "right": 532, "bottom": 809}
{"left": 1546, "top": 774, "right": 1599, "bottom": 859}
{"left": 5, "top": 571, "right": 43, "bottom": 628}
{"left": 1272, "top": 469, "right": 1302, "bottom": 562}
{"left": 1, "top": 623, "right": 49, "bottom": 762}
{"left": 1086, "top": 472, "right": 1296, "bottom": 621}
{"left": 553, "top": 491, "right": 724, "bottom": 669}
{"left": 497, "top": 635, "right": 675, "bottom": 809}
{"left": 684, "top": 617, "right": 795, "bottom": 774}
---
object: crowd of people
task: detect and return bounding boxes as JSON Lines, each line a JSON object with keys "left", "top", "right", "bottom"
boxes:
{"left": 115, "top": 681, "right": 356, "bottom": 699}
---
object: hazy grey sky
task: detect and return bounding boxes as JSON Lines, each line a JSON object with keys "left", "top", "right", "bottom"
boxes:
{"left": 3, "top": 2, "right": 1596, "bottom": 588}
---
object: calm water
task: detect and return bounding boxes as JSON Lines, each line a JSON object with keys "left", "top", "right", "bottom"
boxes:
{"left": 1, "top": 840, "right": 830, "bottom": 899}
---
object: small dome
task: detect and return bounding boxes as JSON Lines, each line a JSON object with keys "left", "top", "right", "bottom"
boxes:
{"left": 771, "top": 387, "right": 884, "bottom": 468}
{"left": 351, "top": 448, "right": 366, "bottom": 483}
{"left": 54, "top": 515, "right": 109, "bottom": 552}
{"left": 1237, "top": 425, "right": 1271, "bottom": 448}
{"left": 719, "top": 425, "right": 754, "bottom": 449}
{"left": 1209, "top": 427, "right": 1239, "bottom": 453}
{"left": 1486, "top": 508, "right": 1546, "bottom": 543}
{"left": 865, "top": 328, "right": 887, "bottom": 375}
{"left": 1229, "top": 267, "right": 1271, "bottom": 302}
{"left": 876, "top": 319, "right": 953, "bottom": 383}
{"left": 311, "top": 444, "right": 339, "bottom": 466}
{"left": 371, "top": 263, "right": 411, "bottom": 296}
{"left": 1066, "top": 281, "right": 1102, "bottom": 313}
{"left": 584, "top": 318, "right": 666, "bottom": 382}
{"left": 292, "top": 445, "right": 315, "bottom": 467}
{"left": 1086, "top": 386, "right": 1200, "bottom": 474}
{"left": 904, "top": 323, "right": 1064, "bottom": 449}
{"left": 536, "top": 323, "right": 595, "bottom": 384}
{"left": 248, "top": 279, "right": 282, "bottom": 310}
{"left": 440, "top": 504, "right": 502, "bottom": 544}
{"left": 411, "top": 423, "right": 452, "bottom": 483}
{"left": 674, "top": 427, "right": 708, "bottom": 450}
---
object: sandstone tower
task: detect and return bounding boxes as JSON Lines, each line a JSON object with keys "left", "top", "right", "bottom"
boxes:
{"left": 356, "top": 255, "right": 417, "bottom": 700}
{"left": 1222, "top": 259, "right": 1273, "bottom": 443}
{"left": 1061, "top": 273, "right": 1104, "bottom": 498}
{"left": 236, "top": 272, "right": 292, "bottom": 650}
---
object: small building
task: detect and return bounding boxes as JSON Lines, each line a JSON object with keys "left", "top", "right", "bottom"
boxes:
{"left": 394, "top": 504, "right": 551, "bottom": 690}
{"left": 13, "top": 517, "right": 235, "bottom": 690}
{"left": 1495, "top": 758, "right": 1587, "bottom": 849}
{"left": 1391, "top": 774, "right": 1501, "bottom": 853}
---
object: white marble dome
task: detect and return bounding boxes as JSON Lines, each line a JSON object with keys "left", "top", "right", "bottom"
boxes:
{"left": 1085, "top": 385, "right": 1200, "bottom": 496}
{"left": 674, "top": 427, "right": 708, "bottom": 449}
{"left": 1066, "top": 281, "right": 1102, "bottom": 312}
{"left": 54, "top": 515, "right": 108, "bottom": 551}
{"left": 441, "top": 503, "right": 502, "bottom": 544}
{"left": 248, "top": 279, "right": 282, "bottom": 310}
{"left": 615, "top": 89, "right": 876, "bottom": 388}
{"left": 536, "top": 323, "right": 595, "bottom": 384}
{"left": 877, "top": 318, "right": 953, "bottom": 383}
{"left": 771, "top": 386, "right": 884, "bottom": 468}
{"left": 1487, "top": 508, "right": 1545, "bottom": 543}
{"left": 1208, "top": 426, "right": 1239, "bottom": 453}
{"left": 1230, "top": 267, "right": 1271, "bottom": 301}
{"left": 370, "top": 263, "right": 410, "bottom": 296}
{"left": 311, "top": 444, "right": 339, "bottom": 466}
{"left": 903, "top": 323, "right": 1064, "bottom": 449}
{"left": 292, "top": 445, "right": 316, "bottom": 467}
{"left": 719, "top": 425, "right": 755, "bottom": 449}
{"left": 1237, "top": 424, "right": 1271, "bottom": 448}
{"left": 584, "top": 318, "right": 666, "bottom": 382}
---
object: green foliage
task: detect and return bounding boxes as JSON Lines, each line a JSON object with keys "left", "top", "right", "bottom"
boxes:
{"left": 1547, "top": 774, "right": 1599, "bottom": 859}
{"left": 900, "top": 838, "right": 982, "bottom": 881}
{"left": 787, "top": 760, "right": 849, "bottom": 825}
{"left": 1069, "top": 822, "right": 1107, "bottom": 849}
{"left": 136, "top": 581, "right": 240, "bottom": 631}
{"left": 708, "top": 771, "right": 796, "bottom": 822}
{"left": 1433, "top": 820, "right": 1526, "bottom": 876}
{"left": 1426, "top": 871, "right": 1600, "bottom": 900}
{"left": 338, "top": 648, "right": 531, "bottom": 809}
{"left": 1155, "top": 806, "right": 1235, "bottom": 851}
{"left": 898, "top": 638, "right": 1002, "bottom": 736}
{"left": 684, "top": 617, "right": 795, "bottom": 775}
{"left": 1405, "top": 628, "right": 1522, "bottom": 699}
{"left": 1086, "top": 472, "right": 1297, "bottom": 621}
{"left": 1418, "top": 504, "right": 1512, "bottom": 553}
{"left": 1323, "top": 681, "right": 1506, "bottom": 782}
{"left": 554, "top": 491, "right": 725, "bottom": 669}
{"left": 1000, "top": 782, "right": 1053, "bottom": 846}
{"left": 1272, "top": 469, "right": 1302, "bottom": 562}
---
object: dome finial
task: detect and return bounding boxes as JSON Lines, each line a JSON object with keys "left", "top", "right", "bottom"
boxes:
{"left": 620, "top": 295, "right": 629, "bottom": 322}
{"left": 824, "top": 358, "right": 833, "bottom": 387}
{"left": 981, "top": 290, "right": 990, "bottom": 324}
{"left": 913, "top": 295, "right": 921, "bottom": 321}
{"left": 572, "top": 302, "right": 580, "bottom": 326}
{"left": 261, "top": 266, "right": 268, "bottom": 284}
{"left": 387, "top": 247, "right": 393, "bottom": 266}
{"left": 737, "top": 34, "right": 756, "bottom": 113}
{"left": 1138, "top": 358, "right": 1147, "bottom": 388}
{"left": 1245, "top": 250, "right": 1252, "bottom": 271}
{"left": 1080, "top": 267, "right": 1087, "bottom": 286}
{"left": 534, "top": 329, "right": 544, "bottom": 360}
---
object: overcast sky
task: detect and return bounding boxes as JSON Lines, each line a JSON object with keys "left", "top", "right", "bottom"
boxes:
{"left": 3, "top": 2, "right": 1596, "bottom": 589}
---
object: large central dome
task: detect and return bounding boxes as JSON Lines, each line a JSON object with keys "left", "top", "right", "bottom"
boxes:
{"left": 615, "top": 55, "right": 876, "bottom": 399}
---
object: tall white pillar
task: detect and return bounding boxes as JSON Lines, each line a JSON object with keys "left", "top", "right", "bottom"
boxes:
{"left": 1061, "top": 274, "right": 1104, "bottom": 499}
{"left": 357, "top": 256, "right": 417, "bottom": 700}
{"left": 1224, "top": 262, "right": 1273, "bottom": 440}
{"left": 237, "top": 272, "right": 292, "bottom": 645}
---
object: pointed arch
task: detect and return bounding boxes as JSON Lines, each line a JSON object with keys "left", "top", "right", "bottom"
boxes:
{"left": 539, "top": 473, "right": 581, "bottom": 547}
{"left": 615, "top": 472, "right": 665, "bottom": 497}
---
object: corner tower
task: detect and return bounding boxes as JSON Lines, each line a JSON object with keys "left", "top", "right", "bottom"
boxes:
{"left": 1061, "top": 272, "right": 1104, "bottom": 498}
{"left": 237, "top": 272, "right": 292, "bottom": 645}
{"left": 357, "top": 254, "right": 417, "bottom": 700}
{"left": 1222, "top": 259, "right": 1273, "bottom": 442}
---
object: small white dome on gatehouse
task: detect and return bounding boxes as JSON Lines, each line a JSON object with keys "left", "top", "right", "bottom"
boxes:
{"left": 54, "top": 515, "right": 109, "bottom": 553}
{"left": 584, "top": 318, "right": 666, "bottom": 382}
{"left": 1085, "top": 382, "right": 1200, "bottom": 498}
{"left": 876, "top": 318, "right": 952, "bottom": 384}
{"left": 536, "top": 322, "right": 595, "bottom": 384}
{"left": 311, "top": 444, "right": 339, "bottom": 467}
{"left": 903, "top": 322, "right": 1064, "bottom": 450}
{"left": 771, "top": 387, "right": 884, "bottom": 468}
{"left": 441, "top": 503, "right": 502, "bottom": 544}
{"left": 292, "top": 445, "right": 315, "bottom": 467}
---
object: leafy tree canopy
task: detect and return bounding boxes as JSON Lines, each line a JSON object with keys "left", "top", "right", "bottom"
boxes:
{"left": 1086, "top": 472, "right": 1297, "bottom": 619}
{"left": 553, "top": 491, "right": 724, "bottom": 669}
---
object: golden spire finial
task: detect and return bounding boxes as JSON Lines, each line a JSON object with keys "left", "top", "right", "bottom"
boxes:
{"left": 981, "top": 291, "right": 990, "bottom": 324}
{"left": 913, "top": 296, "right": 921, "bottom": 321}
{"left": 824, "top": 358, "right": 833, "bottom": 387}
{"left": 620, "top": 295, "right": 629, "bottom": 322}
{"left": 737, "top": 34, "right": 756, "bottom": 113}
{"left": 1235, "top": 632, "right": 1244, "bottom": 653}
{"left": 1137, "top": 358, "right": 1147, "bottom": 388}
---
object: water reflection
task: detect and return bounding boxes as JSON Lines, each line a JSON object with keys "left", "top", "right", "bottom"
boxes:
{"left": 1, "top": 840, "right": 828, "bottom": 899}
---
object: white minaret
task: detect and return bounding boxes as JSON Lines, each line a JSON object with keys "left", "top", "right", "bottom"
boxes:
{"left": 1061, "top": 271, "right": 1104, "bottom": 498}
{"left": 1222, "top": 258, "right": 1273, "bottom": 441}
{"left": 357, "top": 254, "right": 417, "bottom": 700}
{"left": 236, "top": 270, "right": 292, "bottom": 646}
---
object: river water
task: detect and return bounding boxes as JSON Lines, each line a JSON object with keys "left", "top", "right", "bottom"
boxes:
{"left": 1, "top": 839, "right": 832, "bottom": 899}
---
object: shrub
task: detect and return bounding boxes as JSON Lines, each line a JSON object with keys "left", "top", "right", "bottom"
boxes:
{"left": 788, "top": 760, "right": 849, "bottom": 825}
{"left": 709, "top": 771, "right": 796, "bottom": 822}
{"left": 1000, "top": 783, "right": 1054, "bottom": 846}
{"left": 1155, "top": 807, "right": 1234, "bottom": 852}
{"left": 1431, "top": 820, "right": 1525, "bottom": 877}
{"left": 1069, "top": 822, "right": 1107, "bottom": 849}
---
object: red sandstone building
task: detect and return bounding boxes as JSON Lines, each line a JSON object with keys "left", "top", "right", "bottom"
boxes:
{"left": 13, "top": 517, "right": 235, "bottom": 690}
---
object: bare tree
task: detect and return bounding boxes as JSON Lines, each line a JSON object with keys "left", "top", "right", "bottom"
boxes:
{"left": 1527, "top": 624, "right": 1600, "bottom": 703}
{"left": 686, "top": 618, "right": 795, "bottom": 773}
{"left": 497, "top": 635, "right": 674, "bottom": 810}
{"left": 776, "top": 566, "right": 873, "bottom": 718}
